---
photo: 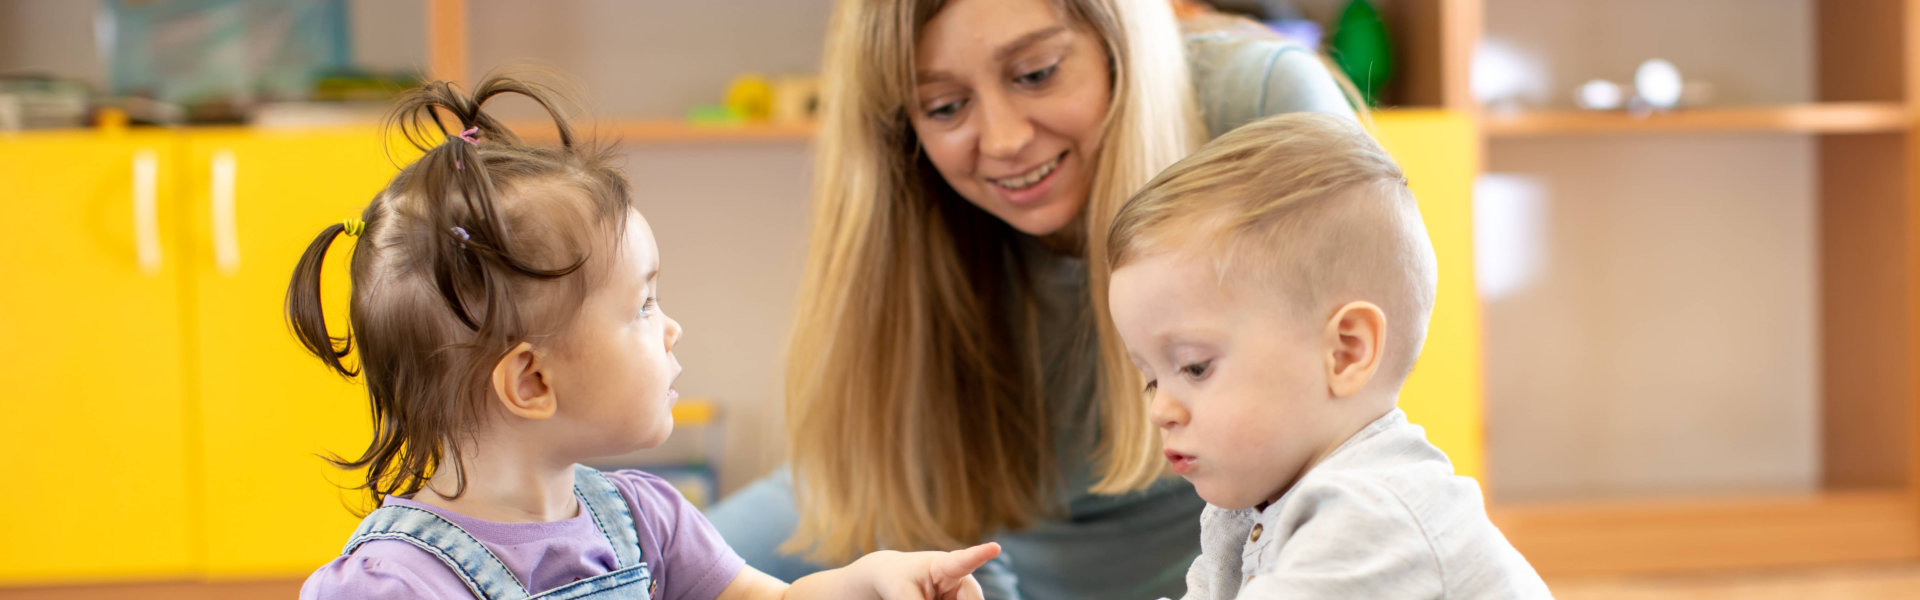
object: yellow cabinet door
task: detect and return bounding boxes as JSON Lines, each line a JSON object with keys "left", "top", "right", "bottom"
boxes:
{"left": 0, "top": 132, "right": 196, "bottom": 583}
{"left": 1369, "top": 111, "right": 1486, "bottom": 481}
{"left": 180, "top": 128, "right": 403, "bottom": 577}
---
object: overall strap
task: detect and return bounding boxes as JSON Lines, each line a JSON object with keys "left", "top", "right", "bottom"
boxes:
{"left": 344, "top": 505, "right": 530, "bottom": 600}
{"left": 571, "top": 464, "right": 644, "bottom": 569}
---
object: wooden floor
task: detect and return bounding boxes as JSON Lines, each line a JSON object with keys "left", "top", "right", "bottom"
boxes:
{"left": 5, "top": 564, "right": 1920, "bottom": 599}
{"left": 1551, "top": 563, "right": 1920, "bottom": 600}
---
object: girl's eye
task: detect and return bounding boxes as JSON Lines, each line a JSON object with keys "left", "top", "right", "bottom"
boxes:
{"left": 638, "top": 297, "right": 657, "bottom": 318}
{"left": 1142, "top": 380, "right": 1158, "bottom": 395}
{"left": 1179, "top": 361, "right": 1212, "bottom": 380}
{"left": 925, "top": 99, "right": 964, "bottom": 121}
{"left": 1014, "top": 63, "right": 1058, "bottom": 86}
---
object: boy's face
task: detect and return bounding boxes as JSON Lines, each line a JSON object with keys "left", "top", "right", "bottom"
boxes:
{"left": 1109, "top": 249, "right": 1347, "bottom": 510}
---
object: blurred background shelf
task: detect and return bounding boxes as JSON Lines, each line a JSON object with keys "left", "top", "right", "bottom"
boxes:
{"left": 513, "top": 118, "right": 817, "bottom": 144}
{"left": 1486, "top": 102, "right": 1913, "bottom": 137}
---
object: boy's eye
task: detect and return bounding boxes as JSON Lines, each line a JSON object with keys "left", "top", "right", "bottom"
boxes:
{"left": 1014, "top": 63, "right": 1058, "bottom": 86}
{"left": 1179, "top": 361, "right": 1212, "bottom": 380}
{"left": 638, "top": 296, "right": 657, "bottom": 318}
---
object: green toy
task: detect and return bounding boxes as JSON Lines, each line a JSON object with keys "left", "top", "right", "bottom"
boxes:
{"left": 1329, "top": 0, "right": 1393, "bottom": 107}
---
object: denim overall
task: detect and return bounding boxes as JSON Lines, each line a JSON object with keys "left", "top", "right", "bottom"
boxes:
{"left": 341, "top": 465, "right": 654, "bottom": 599}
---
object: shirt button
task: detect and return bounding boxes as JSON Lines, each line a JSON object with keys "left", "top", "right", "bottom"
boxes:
{"left": 1250, "top": 524, "right": 1263, "bottom": 542}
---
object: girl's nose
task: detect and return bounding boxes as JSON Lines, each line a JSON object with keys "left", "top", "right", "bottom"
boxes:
{"left": 664, "top": 314, "right": 683, "bottom": 349}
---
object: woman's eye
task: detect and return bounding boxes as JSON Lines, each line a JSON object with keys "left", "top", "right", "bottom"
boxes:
{"left": 1180, "top": 361, "right": 1212, "bottom": 380}
{"left": 1015, "top": 64, "right": 1058, "bottom": 86}
{"left": 925, "top": 99, "right": 964, "bottom": 121}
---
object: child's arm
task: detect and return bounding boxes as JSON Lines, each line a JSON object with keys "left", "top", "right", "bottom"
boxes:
{"left": 716, "top": 543, "right": 1001, "bottom": 600}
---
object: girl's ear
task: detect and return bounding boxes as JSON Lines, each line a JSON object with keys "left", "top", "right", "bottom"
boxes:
{"left": 492, "top": 342, "right": 557, "bottom": 419}
{"left": 1322, "top": 301, "right": 1387, "bottom": 398}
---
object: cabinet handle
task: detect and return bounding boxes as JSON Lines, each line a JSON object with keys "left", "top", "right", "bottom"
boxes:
{"left": 211, "top": 149, "right": 240, "bottom": 275}
{"left": 133, "top": 149, "right": 161, "bottom": 276}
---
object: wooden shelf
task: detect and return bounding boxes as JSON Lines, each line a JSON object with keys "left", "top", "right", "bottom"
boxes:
{"left": 1493, "top": 491, "right": 1920, "bottom": 577}
{"left": 511, "top": 119, "right": 817, "bottom": 144}
{"left": 1484, "top": 102, "right": 1913, "bottom": 137}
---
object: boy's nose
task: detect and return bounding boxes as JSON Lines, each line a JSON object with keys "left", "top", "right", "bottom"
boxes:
{"left": 1148, "top": 390, "right": 1188, "bottom": 429}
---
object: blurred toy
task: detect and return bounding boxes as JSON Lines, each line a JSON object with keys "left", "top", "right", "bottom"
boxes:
{"left": 769, "top": 75, "right": 821, "bottom": 123}
{"left": 1571, "top": 60, "right": 1714, "bottom": 113}
{"left": 1329, "top": 0, "right": 1393, "bottom": 107}
{"left": 685, "top": 104, "right": 744, "bottom": 126}
{"left": 1575, "top": 79, "right": 1624, "bottom": 110}
{"left": 1633, "top": 59, "right": 1682, "bottom": 110}
{"left": 724, "top": 74, "right": 774, "bottom": 121}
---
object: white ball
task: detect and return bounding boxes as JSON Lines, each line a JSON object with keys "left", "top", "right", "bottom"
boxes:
{"left": 1635, "top": 59, "right": 1683, "bottom": 109}
{"left": 1576, "top": 79, "right": 1624, "bottom": 110}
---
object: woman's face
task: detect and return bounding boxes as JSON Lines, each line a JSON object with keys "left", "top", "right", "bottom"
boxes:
{"left": 911, "top": 0, "right": 1113, "bottom": 238}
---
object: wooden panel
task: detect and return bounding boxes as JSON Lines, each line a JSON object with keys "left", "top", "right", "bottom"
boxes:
{"left": 1817, "top": 0, "right": 1905, "bottom": 103}
{"left": 1391, "top": 0, "right": 1479, "bottom": 110}
{"left": 1486, "top": 103, "right": 1911, "bottom": 137}
{"left": 427, "top": 0, "right": 467, "bottom": 86}
{"left": 511, "top": 119, "right": 818, "bottom": 144}
{"left": 1494, "top": 492, "right": 1920, "bottom": 577}
{"left": 0, "top": 132, "right": 197, "bottom": 584}
{"left": 1820, "top": 133, "right": 1913, "bottom": 489}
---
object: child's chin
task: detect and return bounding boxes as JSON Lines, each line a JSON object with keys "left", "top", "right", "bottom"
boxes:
{"left": 1195, "top": 485, "right": 1258, "bottom": 511}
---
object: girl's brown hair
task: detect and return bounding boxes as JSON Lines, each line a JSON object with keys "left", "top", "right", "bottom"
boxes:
{"left": 286, "top": 74, "right": 632, "bottom": 509}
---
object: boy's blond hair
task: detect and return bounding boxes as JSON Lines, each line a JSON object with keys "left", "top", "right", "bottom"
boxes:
{"left": 1107, "top": 112, "right": 1438, "bottom": 385}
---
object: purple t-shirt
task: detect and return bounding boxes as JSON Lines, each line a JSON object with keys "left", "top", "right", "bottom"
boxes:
{"left": 301, "top": 470, "right": 745, "bottom": 600}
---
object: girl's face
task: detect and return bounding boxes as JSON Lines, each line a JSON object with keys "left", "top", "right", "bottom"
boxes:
{"left": 911, "top": 0, "right": 1113, "bottom": 239}
{"left": 551, "top": 211, "right": 684, "bottom": 456}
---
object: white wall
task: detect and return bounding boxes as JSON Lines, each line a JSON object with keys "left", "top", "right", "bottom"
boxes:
{"left": 1481, "top": 136, "right": 1821, "bottom": 501}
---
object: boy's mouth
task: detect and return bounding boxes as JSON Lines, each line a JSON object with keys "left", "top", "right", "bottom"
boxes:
{"left": 1164, "top": 450, "right": 1196, "bottom": 475}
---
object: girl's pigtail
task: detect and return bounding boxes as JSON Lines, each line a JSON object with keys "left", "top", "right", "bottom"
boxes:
{"left": 286, "top": 222, "right": 358, "bottom": 378}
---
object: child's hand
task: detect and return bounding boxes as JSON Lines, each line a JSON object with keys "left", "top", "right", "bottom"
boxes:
{"left": 851, "top": 542, "right": 1001, "bottom": 600}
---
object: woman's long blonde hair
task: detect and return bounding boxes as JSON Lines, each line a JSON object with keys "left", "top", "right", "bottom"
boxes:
{"left": 784, "top": 0, "right": 1203, "bottom": 562}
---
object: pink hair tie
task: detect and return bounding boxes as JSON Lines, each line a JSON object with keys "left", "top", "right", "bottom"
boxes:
{"left": 451, "top": 127, "right": 480, "bottom": 170}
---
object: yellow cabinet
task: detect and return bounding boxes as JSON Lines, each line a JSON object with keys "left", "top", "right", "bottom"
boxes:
{"left": 180, "top": 129, "right": 400, "bottom": 577}
{"left": 0, "top": 131, "right": 196, "bottom": 583}
{"left": 0, "top": 127, "right": 408, "bottom": 585}
{"left": 1369, "top": 111, "right": 1485, "bottom": 480}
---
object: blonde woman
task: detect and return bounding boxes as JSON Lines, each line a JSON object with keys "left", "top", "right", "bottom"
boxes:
{"left": 709, "top": 1, "right": 1355, "bottom": 598}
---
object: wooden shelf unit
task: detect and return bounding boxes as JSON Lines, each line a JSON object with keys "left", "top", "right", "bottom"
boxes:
{"left": 1485, "top": 102, "right": 1914, "bottom": 137}
{"left": 511, "top": 119, "right": 816, "bottom": 144}
{"left": 1473, "top": 0, "right": 1920, "bottom": 577}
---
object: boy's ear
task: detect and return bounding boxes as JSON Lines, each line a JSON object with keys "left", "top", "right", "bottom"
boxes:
{"left": 492, "top": 342, "right": 557, "bottom": 420}
{"left": 1321, "top": 301, "right": 1387, "bottom": 398}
